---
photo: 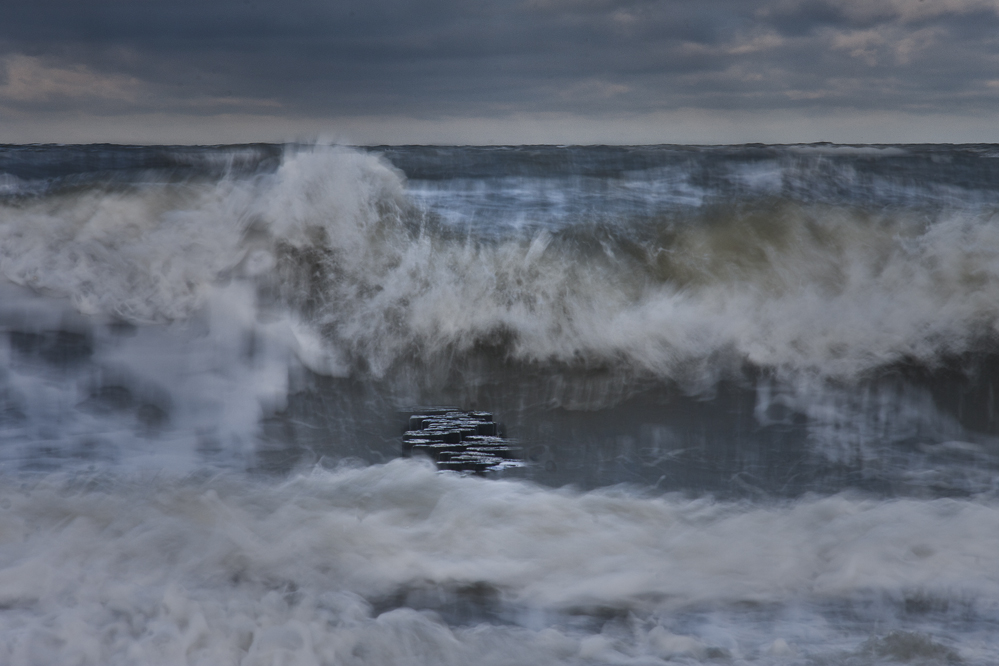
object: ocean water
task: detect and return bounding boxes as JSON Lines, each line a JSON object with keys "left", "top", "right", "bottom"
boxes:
{"left": 1, "top": 142, "right": 998, "bottom": 664}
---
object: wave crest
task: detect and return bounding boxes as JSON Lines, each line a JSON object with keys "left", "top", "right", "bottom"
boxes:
{"left": 4, "top": 146, "right": 999, "bottom": 386}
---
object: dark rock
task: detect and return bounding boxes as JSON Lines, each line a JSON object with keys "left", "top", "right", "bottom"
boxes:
{"left": 401, "top": 407, "right": 523, "bottom": 474}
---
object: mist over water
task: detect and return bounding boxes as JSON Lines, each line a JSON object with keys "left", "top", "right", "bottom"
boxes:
{"left": 1, "top": 143, "right": 999, "bottom": 663}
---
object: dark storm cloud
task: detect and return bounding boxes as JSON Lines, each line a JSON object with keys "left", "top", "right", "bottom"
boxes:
{"left": 2, "top": 0, "right": 999, "bottom": 122}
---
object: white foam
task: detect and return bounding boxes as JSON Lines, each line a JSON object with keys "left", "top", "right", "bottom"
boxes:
{"left": 0, "top": 278, "right": 311, "bottom": 473}
{"left": 0, "top": 147, "right": 408, "bottom": 468}
{"left": 0, "top": 173, "right": 24, "bottom": 196}
{"left": 0, "top": 461, "right": 993, "bottom": 663}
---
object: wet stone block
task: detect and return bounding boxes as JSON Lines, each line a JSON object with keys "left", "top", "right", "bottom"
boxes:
{"left": 465, "top": 445, "right": 522, "bottom": 460}
{"left": 401, "top": 407, "right": 523, "bottom": 475}
{"left": 410, "top": 443, "right": 467, "bottom": 460}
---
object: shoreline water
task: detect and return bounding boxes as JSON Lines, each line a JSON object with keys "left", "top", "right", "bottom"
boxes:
{"left": 1, "top": 142, "right": 998, "bottom": 663}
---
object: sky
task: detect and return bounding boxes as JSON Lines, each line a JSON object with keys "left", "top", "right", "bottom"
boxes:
{"left": 2, "top": 0, "right": 999, "bottom": 144}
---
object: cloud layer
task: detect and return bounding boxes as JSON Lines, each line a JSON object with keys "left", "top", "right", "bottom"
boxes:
{"left": 2, "top": 0, "right": 998, "bottom": 142}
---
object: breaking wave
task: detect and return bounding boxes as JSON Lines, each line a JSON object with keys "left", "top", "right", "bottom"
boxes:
{"left": 3, "top": 145, "right": 999, "bottom": 388}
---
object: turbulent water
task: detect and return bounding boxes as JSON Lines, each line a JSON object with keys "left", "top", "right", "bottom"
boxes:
{"left": 1, "top": 142, "right": 999, "bottom": 664}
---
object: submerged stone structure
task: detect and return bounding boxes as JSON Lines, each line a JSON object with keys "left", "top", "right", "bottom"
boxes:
{"left": 402, "top": 407, "right": 522, "bottom": 473}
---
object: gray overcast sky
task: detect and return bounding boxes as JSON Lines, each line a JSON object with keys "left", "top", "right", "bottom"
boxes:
{"left": 2, "top": 0, "right": 999, "bottom": 144}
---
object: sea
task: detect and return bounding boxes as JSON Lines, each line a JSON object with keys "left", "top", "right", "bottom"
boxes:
{"left": 0, "top": 142, "right": 998, "bottom": 664}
